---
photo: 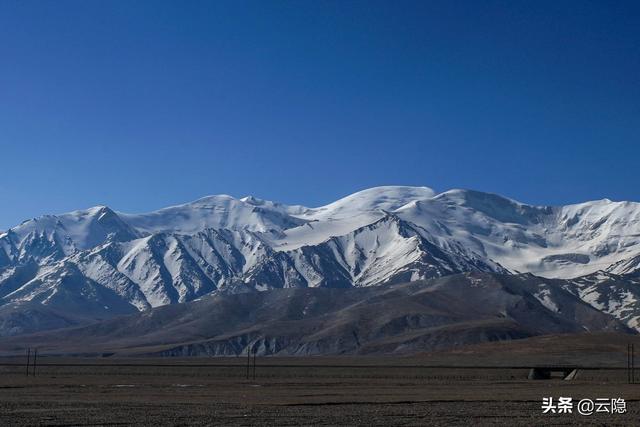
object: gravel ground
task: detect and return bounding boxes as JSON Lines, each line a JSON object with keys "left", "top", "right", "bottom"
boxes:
{"left": 0, "top": 361, "right": 639, "bottom": 426}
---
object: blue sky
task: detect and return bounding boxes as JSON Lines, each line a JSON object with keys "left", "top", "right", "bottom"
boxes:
{"left": 1, "top": 0, "right": 639, "bottom": 229}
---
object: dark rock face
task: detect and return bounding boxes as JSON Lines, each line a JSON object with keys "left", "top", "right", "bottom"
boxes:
{"left": 0, "top": 273, "right": 631, "bottom": 357}
{"left": 542, "top": 254, "right": 591, "bottom": 265}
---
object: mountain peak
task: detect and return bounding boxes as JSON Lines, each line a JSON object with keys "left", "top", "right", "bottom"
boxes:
{"left": 307, "top": 186, "right": 435, "bottom": 220}
{"left": 3, "top": 185, "right": 640, "bottom": 340}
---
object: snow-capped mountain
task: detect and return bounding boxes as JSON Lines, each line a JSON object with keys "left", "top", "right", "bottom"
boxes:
{"left": 2, "top": 185, "right": 640, "bottom": 336}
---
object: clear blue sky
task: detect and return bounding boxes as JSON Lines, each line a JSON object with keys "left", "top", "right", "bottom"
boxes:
{"left": 1, "top": 0, "right": 639, "bottom": 229}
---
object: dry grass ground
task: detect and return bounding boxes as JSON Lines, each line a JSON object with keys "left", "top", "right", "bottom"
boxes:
{"left": 1, "top": 356, "right": 640, "bottom": 426}
{"left": 2, "top": 333, "right": 640, "bottom": 425}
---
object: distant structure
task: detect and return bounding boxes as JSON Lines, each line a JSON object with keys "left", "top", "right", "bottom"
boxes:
{"left": 528, "top": 367, "right": 579, "bottom": 380}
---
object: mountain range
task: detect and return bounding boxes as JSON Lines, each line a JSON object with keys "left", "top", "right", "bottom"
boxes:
{"left": 2, "top": 186, "right": 640, "bottom": 353}
{"left": 0, "top": 272, "right": 630, "bottom": 356}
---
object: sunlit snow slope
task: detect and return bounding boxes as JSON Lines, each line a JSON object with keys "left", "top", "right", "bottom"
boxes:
{"left": 2, "top": 185, "right": 640, "bottom": 335}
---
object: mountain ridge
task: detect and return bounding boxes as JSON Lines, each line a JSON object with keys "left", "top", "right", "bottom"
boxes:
{"left": 2, "top": 185, "right": 640, "bottom": 338}
{"left": 0, "top": 272, "right": 631, "bottom": 356}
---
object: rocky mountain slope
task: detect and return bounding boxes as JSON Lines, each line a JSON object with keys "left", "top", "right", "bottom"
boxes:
{"left": 2, "top": 186, "right": 640, "bottom": 337}
{"left": 0, "top": 273, "right": 630, "bottom": 356}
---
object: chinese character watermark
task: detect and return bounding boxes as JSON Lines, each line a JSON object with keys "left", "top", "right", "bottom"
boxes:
{"left": 542, "top": 397, "right": 627, "bottom": 416}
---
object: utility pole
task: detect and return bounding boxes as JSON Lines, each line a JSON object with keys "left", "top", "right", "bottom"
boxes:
{"left": 25, "top": 348, "right": 30, "bottom": 377}
{"left": 252, "top": 347, "right": 257, "bottom": 380}
{"left": 246, "top": 346, "right": 251, "bottom": 380}
{"left": 628, "top": 343, "right": 635, "bottom": 384}
{"left": 32, "top": 348, "right": 37, "bottom": 377}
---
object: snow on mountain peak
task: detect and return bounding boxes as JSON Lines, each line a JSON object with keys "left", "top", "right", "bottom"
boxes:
{"left": 4, "top": 185, "right": 640, "bottom": 339}
{"left": 118, "top": 194, "right": 307, "bottom": 235}
{"left": 0, "top": 205, "right": 139, "bottom": 257}
{"left": 3, "top": 185, "right": 640, "bottom": 325}
{"left": 304, "top": 186, "right": 436, "bottom": 220}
